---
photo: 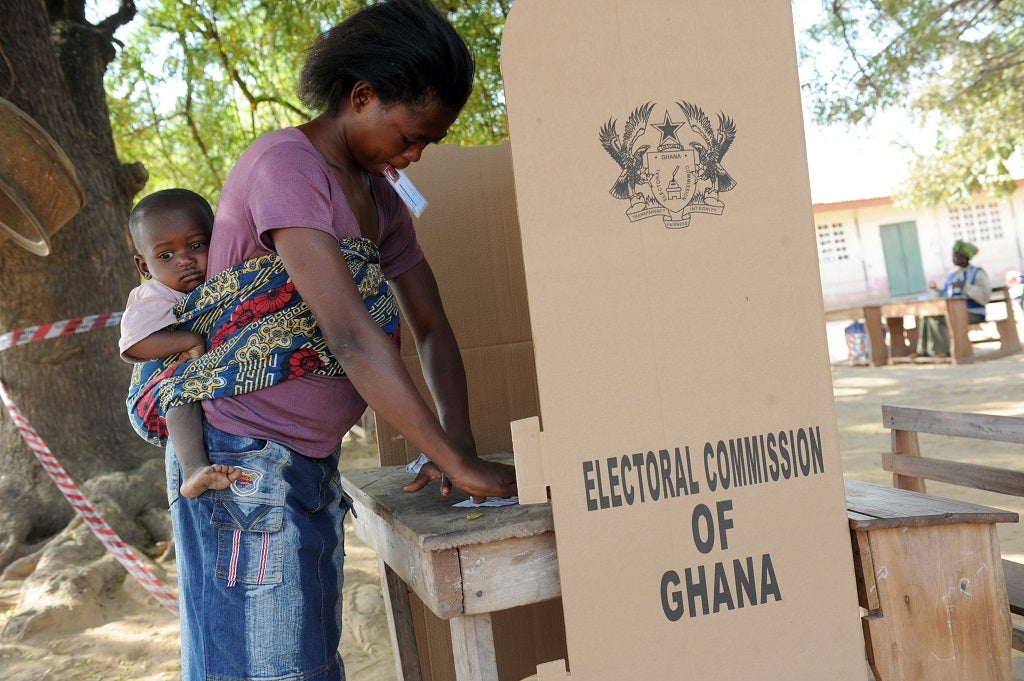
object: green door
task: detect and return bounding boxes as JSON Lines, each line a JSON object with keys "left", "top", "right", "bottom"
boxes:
{"left": 879, "top": 221, "right": 926, "bottom": 296}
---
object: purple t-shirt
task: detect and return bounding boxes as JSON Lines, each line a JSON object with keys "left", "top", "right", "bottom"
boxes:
{"left": 203, "top": 127, "right": 424, "bottom": 458}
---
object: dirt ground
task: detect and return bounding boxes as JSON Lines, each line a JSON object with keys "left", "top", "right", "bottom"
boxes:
{"left": 3, "top": 343, "right": 1024, "bottom": 680}
{"left": 0, "top": 438, "right": 396, "bottom": 681}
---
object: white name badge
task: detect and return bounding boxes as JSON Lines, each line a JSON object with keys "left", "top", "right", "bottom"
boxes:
{"left": 384, "top": 164, "right": 429, "bottom": 217}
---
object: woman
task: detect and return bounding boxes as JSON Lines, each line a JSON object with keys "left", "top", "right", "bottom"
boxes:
{"left": 917, "top": 239, "right": 991, "bottom": 357}
{"left": 168, "top": 2, "right": 517, "bottom": 679}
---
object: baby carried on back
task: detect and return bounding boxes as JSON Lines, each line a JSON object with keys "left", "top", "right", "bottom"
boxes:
{"left": 127, "top": 237, "right": 399, "bottom": 445}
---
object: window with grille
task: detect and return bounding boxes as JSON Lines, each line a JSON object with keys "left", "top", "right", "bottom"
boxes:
{"left": 948, "top": 202, "right": 1004, "bottom": 242}
{"left": 815, "top": 222, "right": 850, "bottom": 264}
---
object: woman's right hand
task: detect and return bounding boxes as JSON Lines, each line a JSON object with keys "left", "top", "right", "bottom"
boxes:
{"left": 451, "top": 458, "right": 518, "bottom": 499}
{"left": 403, "top": 457, "right": 517, "bottom": 500}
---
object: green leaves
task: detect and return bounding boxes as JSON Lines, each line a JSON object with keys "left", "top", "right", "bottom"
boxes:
{"left": 106, "top": 0, "right": 511, "bottom": 204}
{"left": 802, "top": 0, "right": 1024, "bottom": 205}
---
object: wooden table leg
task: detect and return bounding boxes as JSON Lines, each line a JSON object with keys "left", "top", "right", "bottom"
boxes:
{"left": 944, "top": 299, "right": 974, "bottom": 364}
{"left": 863, "top": 305, "right": 888, "bottom": 366}
{"left": 992, "top": 296, "right": 1021, "bottom": 357}
{"left": 379, "top": 559, "right": 423, "bottom": 681}
{"left": 450, "top": 612, "right": 498, "bottom": 681}
{"left": 886, "top": 315, "right": 911, "bottom": 359}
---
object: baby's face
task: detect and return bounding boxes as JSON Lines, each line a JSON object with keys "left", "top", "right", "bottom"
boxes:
{"left": 134, "top": 206, "right": 211, "bottom": 293}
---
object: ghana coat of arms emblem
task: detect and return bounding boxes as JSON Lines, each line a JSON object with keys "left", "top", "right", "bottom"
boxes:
{"left": 600, "top": 101, "right": 737, "bottom": 228}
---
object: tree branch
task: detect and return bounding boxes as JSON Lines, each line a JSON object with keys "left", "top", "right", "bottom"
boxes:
{"left": 96, "top": 0, "right": 137, "bottom": 42}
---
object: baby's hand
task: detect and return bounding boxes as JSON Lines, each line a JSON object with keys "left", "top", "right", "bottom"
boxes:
{"left": 168, "top": 339, "right": 205, "bottom": 369}
{"left": 179, "top": 341, "right": 205, "bottom": 361}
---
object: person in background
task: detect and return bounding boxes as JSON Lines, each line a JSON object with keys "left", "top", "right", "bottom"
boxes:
{"left": 917, "top": 239, "right": 991, "bottom": 357}
{"left": 119, "top": 189, "right": 240, "bottom": 498}
{"left": 166, "top": 2, "right": 517, "bottom": 680}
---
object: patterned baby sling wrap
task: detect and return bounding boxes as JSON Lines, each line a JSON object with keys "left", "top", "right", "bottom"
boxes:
{"left": 126, "top": 237, "right": 400, "bottom": 446}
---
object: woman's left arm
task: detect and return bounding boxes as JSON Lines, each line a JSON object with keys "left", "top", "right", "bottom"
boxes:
{"left": 390, "top": 259, "right": 477, "bottom": 458}
{"left": 965, "top": 267, "right": 992, "bottom": 305}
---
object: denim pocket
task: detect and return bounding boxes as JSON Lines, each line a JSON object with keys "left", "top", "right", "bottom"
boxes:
{"left": 211, "top": 496, "right": 285, "bottom": 586}
{"left": 208, "top": 440, "right": 288, "bottom": 586}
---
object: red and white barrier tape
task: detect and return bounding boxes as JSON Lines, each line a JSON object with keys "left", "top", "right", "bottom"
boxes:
{"left": 0, "top": 312, "right": 121, "bottom": 352}
{"left": 0, "top": 312, "right": 178, "bottom": 614}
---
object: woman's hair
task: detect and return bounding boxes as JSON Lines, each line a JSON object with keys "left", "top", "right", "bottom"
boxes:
{"left": 298, "top": 0, "right": 474, "bottom": 115}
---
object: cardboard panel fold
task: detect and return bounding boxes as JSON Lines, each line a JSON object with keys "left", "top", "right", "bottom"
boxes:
{"left": 510, "top": 416, "right": 546, "bottom": 504}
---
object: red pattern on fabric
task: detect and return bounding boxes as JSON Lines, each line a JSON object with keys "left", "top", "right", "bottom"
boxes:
{"left": 285, "top": 348, "right": 324, "bottom": 379}
{"left": 135, "top": 368, "right": 174, "bottom": 440}
{"left": 210, "top": 282, "right": 296, "bottom": 349}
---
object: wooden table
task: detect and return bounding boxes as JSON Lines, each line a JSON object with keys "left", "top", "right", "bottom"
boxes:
{"left": 340, "top": 454, "right": 558, "bottom": 681}
{"left": 826, "top": 295, "right": 971, "bottom": 365}
{"left": 879, "top": 296, "right": 976, "bottom": 364}
{"left": 846, "top": 479, "right": 1018, "bottom": 681}
{"left": 837, "top": 285, "right": 1021, "bottom": 366}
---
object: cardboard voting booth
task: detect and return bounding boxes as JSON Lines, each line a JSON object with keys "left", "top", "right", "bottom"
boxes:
{"left": 501, "top": 0, "right": 868, "bottom": 679}
{"left": 379, "top": 143, "right": 568, "bottom": 681}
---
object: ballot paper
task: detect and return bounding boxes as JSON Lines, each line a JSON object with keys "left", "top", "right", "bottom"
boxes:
{"left": 453, "top": 496, "right": 519, "bottom": 508}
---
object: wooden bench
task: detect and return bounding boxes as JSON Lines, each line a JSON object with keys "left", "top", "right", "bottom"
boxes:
{"left": 970, "top": 284, "right": 1023, "bottom": 358}
{"left": 881, "top": 404, "right": 1024, "bottom": 650}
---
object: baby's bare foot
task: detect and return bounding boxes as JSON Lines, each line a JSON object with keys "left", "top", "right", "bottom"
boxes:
{"left": 180, "top": 464, "right": 241, "bottom": 498}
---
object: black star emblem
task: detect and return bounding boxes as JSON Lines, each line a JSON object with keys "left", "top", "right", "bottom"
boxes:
{"left": 654, "top": 112, "right": 682, "bottom": 146}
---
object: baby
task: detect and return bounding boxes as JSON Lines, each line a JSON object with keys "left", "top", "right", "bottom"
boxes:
{"left": 119, "top": 188, "right": 239, "bottom": 497}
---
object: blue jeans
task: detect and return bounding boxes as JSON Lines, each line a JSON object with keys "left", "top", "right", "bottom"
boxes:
{"left": 166, "top": 425, "right": 348, "bottom": 681}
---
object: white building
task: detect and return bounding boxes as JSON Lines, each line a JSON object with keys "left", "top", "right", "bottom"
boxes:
{"left": 813, "top": 183, "right": 1024, "bottom": 309}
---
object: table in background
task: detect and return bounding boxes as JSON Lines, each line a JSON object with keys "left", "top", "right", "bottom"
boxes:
{"left": 846, "top": 479, "right": 1017, "bottom": 681}
{"left": 826, "top": 284, "right": 1020, "bottom": 366}
{"left": 878, "top": 296, "right": 973, "bottom": 363}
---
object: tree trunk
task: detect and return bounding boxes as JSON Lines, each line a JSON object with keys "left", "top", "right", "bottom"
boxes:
{"left": 0, "top": 0, "right": 153, "bottom": 568}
